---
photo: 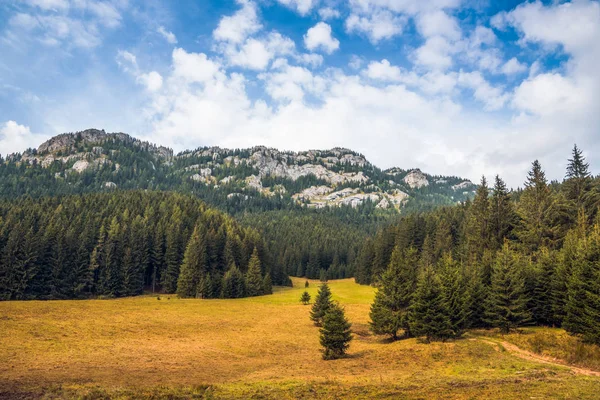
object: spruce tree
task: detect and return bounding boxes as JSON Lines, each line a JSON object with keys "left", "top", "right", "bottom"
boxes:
{"left": 485, "top": 243, "right": 531, "bottom": 333}
{"left": 221, "top": 264, "right": 245, "bottom": 298}
{"left": 410, "top": 267, "right": 454, "bottom": 342}
{"left": 531, "top": 247, "right": 556, "bottom": 325}
{"left": 176, "top": 225, "right": 207, "bottom": 298}
{"left": 197, "top": 272, "right": 213, "bottom": 299}
{"left": 369, "top": 246, "right": 418, "bottom": 340}
{"left": 262, "top": 273, "right": 272, "bottom": 295}
{"left": 310, "top": 283, "right": 333, "bottom": 326}
{"left": 564, "top": 144, "right": 592, "bottom": 212}
{"left": 489, "top": 175, "right": 517, "bottom": 249}
{"left": 245, "top": 248, "right": 264, "bottom": 296}
{"left": 563, "top": 221, "right": 600, "bottom": 344}
{"left": 320, "top": 302, "right": 353, "bottom": 360}
{"left": 517, "top": 160, "right": 557, "bottom": 253}
{"left": 300, "top": 291, "right": 311, "bottom": 305}
{"left": 466, "top": 176, "right": 491, "bottom": 261}
{"left": 438, "top": 254, "right": 470, "bottom": 336}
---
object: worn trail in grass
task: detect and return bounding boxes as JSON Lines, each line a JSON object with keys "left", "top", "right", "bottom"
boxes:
{"left": 1, "top": 278, "right": 600, "bottom": 399}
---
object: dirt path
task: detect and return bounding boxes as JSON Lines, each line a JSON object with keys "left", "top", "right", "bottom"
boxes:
{"left": 476, "top": 338, "right": 600, "bottom": 377}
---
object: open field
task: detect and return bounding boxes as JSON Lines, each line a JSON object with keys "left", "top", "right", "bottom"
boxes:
{"left": 1, "top": 278, "right": 600, "bottom": 399}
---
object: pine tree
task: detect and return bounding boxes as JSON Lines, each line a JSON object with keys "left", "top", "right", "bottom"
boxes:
{"left": 563, "top": 222, "right": 600, "bottom": 344}
{"left": 438, "top": 254, "right": 470, "bottom": 336}
{"left": 466, "top": 176, "right": 491, "bottom": 260}
{"left": 485, "top": 243, "right": 531, "bottom": 333}
{"left": 410, "top": 267, "right": 454, "bottom": 342}
{"left": 319, "top": 268, "right": 328, "bottom": 282}
{"left": 310, "top": 283, "right": 333, "bottom": 326}
{"left": 197, "top": 272, "right": 213, "bottom": 299}
{"left": 300, "top": 291, "right": 311, "bottom": 305}
{"left": 162, "top": 226, "right": 182, "bottom": 294}
{"left": 517, "top": 160, "right": 557, "bottom": 253}
{"left": 320, "top": 302, "right": 353, "bottom": 360}
{"left": 369, "top": 246, "right": 419, "bottom": 340}
{"left": 489, "top": 175, "right": 517, "bottom": 249}
{"left": 531, "top": 247, "right": 556, "bottom": 325}
{"left": 221, "top": 264, "right": 245, "bottom": 298}
{"left": 262, "top": 273, "right": 272, "bottom": 295}
{"left": 176, "top": 225, "right": 207, "bottom": 298}
{"left": 305, "top": 280, "right": 309, "bottom": 288}
{"left": 564, "top": 144, "right": 592, "bottom": 212}
{"left": 464, "top": 264, "right": 488, "bottom": 328}
{"left": 245, "top": 248, "right": 264, "bottom": 296}
{"left": 97, "top": 217, "right": 123, "bottom": 297}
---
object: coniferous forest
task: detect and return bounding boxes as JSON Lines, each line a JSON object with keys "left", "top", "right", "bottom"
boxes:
{"left": 0, "top": 191, "right": 279, "bottom": 300}
{"left": 359, "top": 146, "right": 600, "bottom": 344}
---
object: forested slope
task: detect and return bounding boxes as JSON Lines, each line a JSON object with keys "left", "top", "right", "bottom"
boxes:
{"left": 360, "top": 146, "right": 600, "bottom": 344}
{"left": 0, "top": 191, "right": 281, "bottom": 300}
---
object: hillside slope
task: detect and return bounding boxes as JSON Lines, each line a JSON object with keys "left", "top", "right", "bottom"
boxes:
{"left": 1, "top": 129, "right": 475, "bottom": 212}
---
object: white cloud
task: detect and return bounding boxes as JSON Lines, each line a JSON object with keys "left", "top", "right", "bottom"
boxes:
{"left": 213, "top": 0, "right": 262, "bottom": 44}
{"left": 4, "top": 0, "right": 124, "bottom": 49}
{"left": 171, "top": 48, "right": 224, "bottom": 83}
{"left": 0, "top": 121, "right": 39, "bottom": 156}
{"left": 501, "top": 57, "right": 527, "bottom": 75}
{"left": 345, "top": 10, "right": 405, "bottom": 43}
{"left": 304, "top": 22, "right": 340, "bottom": 54}
{"left": 415, "top": 10, "right": 461, "bottom": 40}
{"left": 157, "top": 26, "right": 177, "bottom": 44}
{"left": 318, "top": 7, "right": 341, "bottom": 20}
{"left": 116, "top": 50, "right": 163, "bottom": 92}
{"left": 219, "top": 32, "right": 296, "bottom": 70}
{"left": 137, "top": 71, "right": 163, "bottom": 92}
{"left": 413, "top": 37, "right": 454, "bottom": 70}
{"left": 457, "top": 71, "right": 509, "bottom": 110}
{"left": 364, "top": 59, "right": 402, "bottom": 81}
{"left": 276, "top": 0, "right": 316, "bottom": 16}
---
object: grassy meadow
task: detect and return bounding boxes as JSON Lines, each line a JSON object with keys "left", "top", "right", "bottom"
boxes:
{"left": 1, "top": 278, "right": 600, "bottom": 399}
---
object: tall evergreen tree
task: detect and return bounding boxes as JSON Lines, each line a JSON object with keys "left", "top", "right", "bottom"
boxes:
{"left": 369, "top": 246, "right": 419, "bottom": 340}
{"left": 221, "top": 264, "right": 245, "bottom": 298}
{"left": 438, "top": 254, "right": 470, "bottom": 336}
{"left": 310, "top": 283, "right": 333, "bottom": 326}
{"left": 564, "top": 144, "right": 592, "bottom": 212}
{"left": 176, "top": 225, "right": 207, "bottom": 298}
{"left": 517, "top": 160, "right": 557, "bottom": 252}
{"left": 466, "top": 176, "right": 491, "bottom": 260}
{"left": 320, "top": 302, "right": 353, "bottom": 360}
{"left": 485, "top": 243, "right": 531, "bottom": 333}
{"left": 410, "top": 267, "right": 454, "bottom": 342}
{"left": 245, "top": 247, "right": 264, "bottom": 296}
{"left": 489, "top": 175, "right": 517, "bottom": 249}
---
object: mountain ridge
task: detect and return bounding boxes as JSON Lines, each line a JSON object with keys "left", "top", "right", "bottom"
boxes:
{"left": 4, "top": 128, "right": 476, "bottom": 211}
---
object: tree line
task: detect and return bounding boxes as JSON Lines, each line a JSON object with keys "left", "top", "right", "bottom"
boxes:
{"left": 0, "top": 191, "right": 283, "bottom": 300}
{"left": 361, "top": 145, "right": 600, "bottom": 344}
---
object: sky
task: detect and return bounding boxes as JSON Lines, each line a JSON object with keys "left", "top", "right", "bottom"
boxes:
{"left": 0, "top": 0, "right": 599, "bottom": 187}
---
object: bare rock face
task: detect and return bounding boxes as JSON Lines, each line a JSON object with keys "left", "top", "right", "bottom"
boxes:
{"left": 104, "top": 182, "right": 117, "bottom": 189}
{"left": 452, "top": 181, "right": 474, "bottom": 191}
{"left": 37, "top": 129, "right": 173, "bottom": 160}
{"left": 72, "top": 160, "right": 90, "bottom": 173}
{"left": 292, "top": 186, "right": 333, "bottom": 201}
{"left": 403, "top": 169, "right": 429, "bottom": 189}
{"left": 245, "top": 175, "right": 263, "bottom": 191}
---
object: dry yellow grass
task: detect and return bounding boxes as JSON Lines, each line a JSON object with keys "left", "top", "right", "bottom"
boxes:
{"left": 1, "top": 278, "right": 600, "bottom": 399}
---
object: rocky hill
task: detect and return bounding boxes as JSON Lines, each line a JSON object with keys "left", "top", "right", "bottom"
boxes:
{"left": 2, "top": 129, "right": 476, "bottom": 211}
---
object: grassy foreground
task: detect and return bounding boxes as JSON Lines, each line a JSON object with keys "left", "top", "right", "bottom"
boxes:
{"left": 1, "top": 278, "right": 600, "bottom": 399}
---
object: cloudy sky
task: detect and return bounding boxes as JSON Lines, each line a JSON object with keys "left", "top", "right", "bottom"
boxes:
{"left": 1, "top": 0, "right": 599, "bottom": 187}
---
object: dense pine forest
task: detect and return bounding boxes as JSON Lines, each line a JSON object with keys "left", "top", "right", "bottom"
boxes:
{"left": 0, "top": 191, "right": 281, "bottom": 300}
{"left": 359, "top": 146, "right": 600, "bottom": 344}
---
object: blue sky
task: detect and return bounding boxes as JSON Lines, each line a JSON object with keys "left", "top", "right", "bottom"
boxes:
{"left": 1, "top": 0, "right": 599, "bottom": 186}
